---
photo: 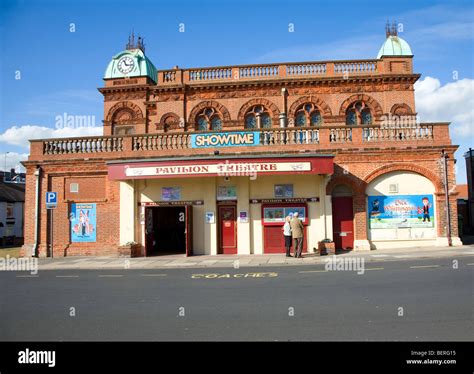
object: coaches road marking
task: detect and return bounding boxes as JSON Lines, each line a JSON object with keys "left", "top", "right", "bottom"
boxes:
{"left": 410, "top": 265, "right": 440, "bottom": 269}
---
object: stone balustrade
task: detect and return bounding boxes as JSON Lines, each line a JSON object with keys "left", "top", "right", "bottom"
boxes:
{"left": 30, "top": 123, "right": 447, "bottom": 161}
{"left": 157, "top": 58, "right": 392, "bottom": 85}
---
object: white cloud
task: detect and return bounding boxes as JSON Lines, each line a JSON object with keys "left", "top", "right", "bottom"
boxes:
{"left": 0, "top": 152, "right": 29, "bottom": 173}
{"left": 0, "top": 125, "right": 103, "bottom": 148}
{"left": 414, "top": 77, "right": 474, "bottom": 137}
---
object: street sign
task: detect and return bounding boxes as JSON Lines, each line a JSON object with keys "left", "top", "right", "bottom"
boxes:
{"left": 46, "top": 192, "right": 57, "bottom": 209}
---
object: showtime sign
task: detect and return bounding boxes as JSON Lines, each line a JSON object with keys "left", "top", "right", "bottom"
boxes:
{"left": 107, "top": 156, "right": 334, "bottom": 180}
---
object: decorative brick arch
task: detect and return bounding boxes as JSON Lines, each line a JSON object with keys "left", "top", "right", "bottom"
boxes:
{"left": 237, "top": 98, "right": 280, "bottom": 124}
{"left": 338, "top": 94, "right": 384, "bottom": 118}
{"left": 106, "top": 101, "right": 144, "bottom": 123}
{"left": 326, "top": 175, "right": 366, "bottom": 195}
{"left": 288, "top": 96, "right": 332, "bottom": 119}
{"left": 188, "top": 101, "right": 231, "bottom": 124}
{"left": 390, "top": 103, "right": 414, "bottom": 116}
{"left": 157, "top": 112, "right": 181, "bottom": 132}
{"left": 364, "top": 163, "right": 443, "bottom": 193}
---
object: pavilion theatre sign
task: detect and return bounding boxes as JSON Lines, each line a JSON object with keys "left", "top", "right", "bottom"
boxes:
{"left": 125, "top": 161, "right": 311, "bottom": 177}
{"left": 107, "top": 156, "right": 334, "bottom": 180}
{"left": 190, "top": 131, "right": 260, "bottom": 148}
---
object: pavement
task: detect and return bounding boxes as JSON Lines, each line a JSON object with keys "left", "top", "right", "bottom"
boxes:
{"left": 29, "top": 243, "right": 474, "bottom": 270}
{"left": 1, "top": 256, "right": 473, "bottom": 341}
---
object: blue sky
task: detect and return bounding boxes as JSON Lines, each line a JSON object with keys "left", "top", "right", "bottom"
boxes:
{"left": 0, "top": 0, "right": 473, "bottom": 183}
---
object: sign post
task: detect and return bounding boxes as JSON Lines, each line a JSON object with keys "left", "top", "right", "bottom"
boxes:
{"left": 46, "top": 192, "right": 57, "bottom": 257}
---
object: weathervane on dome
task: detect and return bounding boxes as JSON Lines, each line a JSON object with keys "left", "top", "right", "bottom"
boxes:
{"left": 385, "top": 20, "right": 398, "bottom": 38}
{"left": 126, "top": 30, "right": 146, "bottom": 53}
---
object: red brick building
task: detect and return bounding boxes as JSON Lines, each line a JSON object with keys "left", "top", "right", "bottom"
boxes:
{"left": 22, "top": 29, "right": 462, "bottom": 257}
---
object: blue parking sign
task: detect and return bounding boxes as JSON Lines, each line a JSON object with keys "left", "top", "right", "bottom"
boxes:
{"left": 46, "top": 192, "right": 57, "bottom": 209}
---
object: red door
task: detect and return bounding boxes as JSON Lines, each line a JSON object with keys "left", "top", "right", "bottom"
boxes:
{"left": 185, "top": 205, "right": 193, "bottom": 256}
{"left": 332, "top": 196, "right": 354, "bottom": 250}
{"left": 218, "top": 205, "right": 237, "bottom": 254}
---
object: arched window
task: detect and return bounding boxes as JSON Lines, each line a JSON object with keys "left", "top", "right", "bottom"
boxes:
{"left": 294, "top": 103, "right": 322, "bottom": 127}
{"left": 245, "top": 105, "right": 272, "bottom": 129}
{"left": 196, "top": 108, "right": 223, "bottom": 131}
{"left": 345, "top": 101, "right": 372, "bottom": 125}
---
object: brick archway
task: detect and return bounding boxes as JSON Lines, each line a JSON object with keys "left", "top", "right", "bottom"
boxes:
{"left": 106, "top": 101, "right": 144, "bottom": 123}
{"left": 390, "top": 103, "right": 414, "bottom": 115}
{"left": 288, "top": 96, "right": 332, "bottom": 119}
{"left": 338, "top": 94, "right": 384, "bottom": 118}
{"left": 157, "top": 112, "right": 181, "bottom": 131}
{"left": 364, "top": 163, "right": 443, "bottom": 193}
{"left": 326, "top": 175, "right": 365, "bottom": 195}
{"left": 237, "top": 98, "right": 280, "bottom": 125}
{"left": 188, "top": 100, "right": 231, "bottom": 124}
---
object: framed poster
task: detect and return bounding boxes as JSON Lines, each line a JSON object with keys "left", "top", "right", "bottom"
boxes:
{"left": 70, "top": 203, "right": 96, "bottom": 242}
{"left": 162, "top": 187, "right": 181, "bottom": 201}
{"left": 284, "top": 206, "right": 305, "bottom": 221}
{"left": 217, "top": 185, "right": 237, "bottom": 201}
{"left": 274, "top": 184, "right": 293, "bottom": 198}
{"left": 368, "top": 194, "right": 435, "bottom": 229}
{"left": 263, "top": 207, "right": 285, "bottom": 223}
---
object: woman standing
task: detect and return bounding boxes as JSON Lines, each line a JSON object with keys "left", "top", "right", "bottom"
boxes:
{"left": 283, "top": 216, "right": 292, "bottom": 257}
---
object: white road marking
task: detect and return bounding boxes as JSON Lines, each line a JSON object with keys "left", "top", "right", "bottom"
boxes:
{"left": 410, "top": 265, "right": 440, "bottom": 269}
{"left": 98, "top": 274, "right": 123, "bottom": 277}
{"left": 364, "top": 267, "right": 385, "bottom": 271}
{"left": 140, "top": 274, "right": 167, "bottom": 277}
{"left": 466, "top": 263, "right": 474, "bottom": 266}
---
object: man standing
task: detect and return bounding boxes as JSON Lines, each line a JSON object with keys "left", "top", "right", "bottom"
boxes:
{"left": 290, "top": 212, "right": 304, "bottom": 258}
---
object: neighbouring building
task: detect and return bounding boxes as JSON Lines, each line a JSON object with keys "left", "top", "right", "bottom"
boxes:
{"left": 0, "top": 172, "right": 25, "bottom": 247}
{"left": 22, "top": 26, "right": 463, "bottom": 257}
{"left": 456, "top": 184, "right": 469, "bottom": 236}
{"left": 465, "top": 148, "right": 474, "bottom": 233}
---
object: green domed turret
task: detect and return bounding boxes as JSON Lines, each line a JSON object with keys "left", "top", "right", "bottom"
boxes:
{"left": 377, "top": 22, "right": 413, "bottom": 59}
{"left": 104, "top": 34, "right": 157, "bottom": 82}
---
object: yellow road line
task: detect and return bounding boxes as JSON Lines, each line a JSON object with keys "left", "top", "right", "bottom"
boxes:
{"left": 16, "top": 275, "right": 39, "bottom": 278}
{"left": 410, "top": 265, "right": 440, "bottom": 269}
{"left": 56, "top": 275, "right": 79, "bottom": 278}
{"left": 299, "top": 270, "right": 327, "bottom": 273}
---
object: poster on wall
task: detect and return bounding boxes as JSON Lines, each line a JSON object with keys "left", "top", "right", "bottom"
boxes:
{"left": 368, "top": 195, "right": 435, "bottom": 229}
{"left": 263, "top": 207, "right": 285, "bottom": 222}
{"left": 217, "top": 186, "right": 237, "bottom": 200}
{"left": 70, "top": 203, "right": 96, "bottom": 242}
{"left": 274, "top": 184, "right": 294, "bottom": 198}
{"left": 285, "top": 207, "right": 305, "bottom": 221}
{"left": 162, "top": 187, "right": 181, "bottom": 201}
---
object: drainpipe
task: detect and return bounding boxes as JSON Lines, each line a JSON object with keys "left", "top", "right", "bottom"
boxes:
{"left": 33, "top": 166, "right": 41, "bottom": 257}
{"left": 442, "top": 150, "right": 452, "bottom": 246}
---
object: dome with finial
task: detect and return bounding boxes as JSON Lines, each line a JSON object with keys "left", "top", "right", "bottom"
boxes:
{"left": 104, "top": 32, "right": 158, "bottom": 82}
{"left": 377, "top": 21, "right": 413, "bottom": 59}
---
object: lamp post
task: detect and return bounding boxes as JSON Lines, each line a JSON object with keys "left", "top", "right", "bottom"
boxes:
{"left": 442, "top": 150, "right": 452, "bottom": 246}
